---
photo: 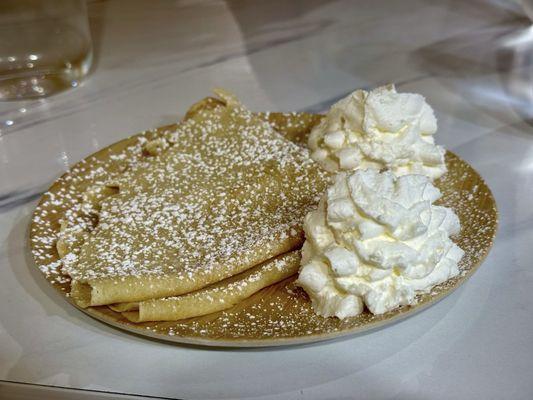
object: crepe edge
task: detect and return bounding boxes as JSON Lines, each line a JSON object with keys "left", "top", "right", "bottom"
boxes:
{"left": 122, "top": 250, "right": 301, "bottom": 322}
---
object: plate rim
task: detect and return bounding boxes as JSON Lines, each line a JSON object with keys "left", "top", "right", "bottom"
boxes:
{"left": 28, "top": 119, "right": 499, "bottom": 348}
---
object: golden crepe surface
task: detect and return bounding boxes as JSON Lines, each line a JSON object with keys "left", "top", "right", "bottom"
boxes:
{"left": 30, "top": 97, "right": 497, "bottom": 346}
{"left": 121, "top": 250, "right": 300, "bottom": 322}
{"left": 58, "top": 93, "right": 329, "bottom": 308}
{"left": 102, "top": 98, "right": 323, "bottom": 322}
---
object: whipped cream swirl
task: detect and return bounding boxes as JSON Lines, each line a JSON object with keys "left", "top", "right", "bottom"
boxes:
{"left": 308, "top": 85, "right": 446, "bottom": 180}
{"left": 296, "top": 169, "right": 463, "bottom": 318}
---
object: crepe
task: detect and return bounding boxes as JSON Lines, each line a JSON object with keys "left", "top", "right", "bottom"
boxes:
{"left": 119, "top": 250, "right": 300, "bottom": 322}
{"left": 185, "top": 96, "right": 322, "bottom": 148}
{"left": 103, "top": 99, "right": 323, "bottom": 322}
{"left": 61, "top": 91, "right": 330, "bottom": 308}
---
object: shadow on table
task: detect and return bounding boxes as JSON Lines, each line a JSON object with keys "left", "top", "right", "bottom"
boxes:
{"left": 411, "top": 5, "right": 533, "bottom": 128}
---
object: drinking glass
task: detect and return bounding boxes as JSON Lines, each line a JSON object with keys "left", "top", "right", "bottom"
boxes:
{"left": 0, "top": 0, "right": 92, "bottom": 100}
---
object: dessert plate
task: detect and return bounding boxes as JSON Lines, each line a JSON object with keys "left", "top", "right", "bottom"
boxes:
{"left": 29, "top": 111, "right": 497, "bottom": 347}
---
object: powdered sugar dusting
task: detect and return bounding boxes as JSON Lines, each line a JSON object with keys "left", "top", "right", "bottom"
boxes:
{"left": 30, "top": 104, "right": 497, "bottom": 344}
{"left": 65, "top": 100, "right": 329, "bottom": 293}
{"left": 31, "top": 97, "right": 331, "bottom": 306}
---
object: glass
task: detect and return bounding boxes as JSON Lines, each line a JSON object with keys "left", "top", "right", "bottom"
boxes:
{"left": 0, "top": 0, "right": 92, "bottom": 100}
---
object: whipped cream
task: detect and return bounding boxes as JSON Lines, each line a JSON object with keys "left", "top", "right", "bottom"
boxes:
{"left": 308, "top": 85, "right": 446, "bottom": 180}
{"left": 296, "top": 169, "right": 463, "bottom": 318}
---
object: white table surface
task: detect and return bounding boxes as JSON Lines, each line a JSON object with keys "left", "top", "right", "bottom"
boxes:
{"left": 1, "top": 0, "right": 532, "bottom": 399}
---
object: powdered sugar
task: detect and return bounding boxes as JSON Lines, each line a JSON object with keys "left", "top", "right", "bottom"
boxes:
{"left": 29, "top": 103, "right": 497, "bottom": 343}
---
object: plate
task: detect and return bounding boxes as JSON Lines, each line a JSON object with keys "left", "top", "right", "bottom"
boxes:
{"left": 29, "top": 111, "right": 498, "bottom": 347}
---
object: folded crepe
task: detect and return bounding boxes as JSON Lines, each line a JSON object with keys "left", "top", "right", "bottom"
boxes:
{"left": 60, "top": 90, "right": 329, "bottom": 309}
{"left": 119, "top": 250, "right": 300, "bottom": 322}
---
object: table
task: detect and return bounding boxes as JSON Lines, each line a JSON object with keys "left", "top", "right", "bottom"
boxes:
{"left": 1, "top": 1, "right": 532, "bottom": 399}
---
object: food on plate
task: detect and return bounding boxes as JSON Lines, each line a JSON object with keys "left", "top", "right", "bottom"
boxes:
{"left": 308, "top": 84, "right": 446, "bottom": 180}
{"left": 297, "top": 169, "right": 463, "bottom": 318}
{"left": 57, "top": 90, "right": 330, "bottom": 313}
